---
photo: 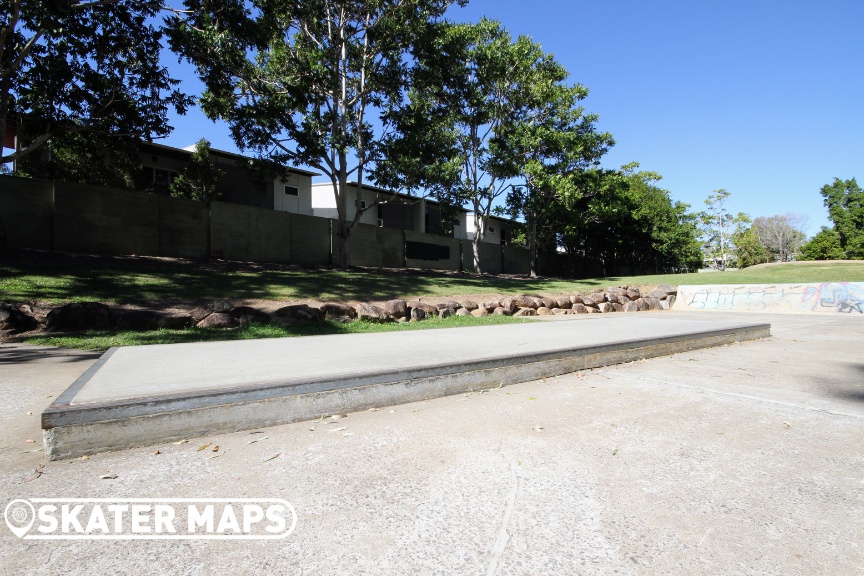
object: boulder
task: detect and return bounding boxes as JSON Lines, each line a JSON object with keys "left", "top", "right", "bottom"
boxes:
{"left": 189, "top": 307, "right": 211, "bottom": 322}
{"left": 570, "top": 294, "right": 584, "bottom": 305}
{"left": 572, "top": 303, "right": 587, "bottom": 314}
{"left": 492, "top": 307, "right": 510, "bottom": 316}
{"left": 482, "top": 300, "right": 501, "bottom": 312}
{"left": 536, "top": 307, "right": 553, "bottom": 315}
{"left": 383, "top": 299, "right": 409, "bottom": 319}
{"left": 659, "top": 300, "right": 671, "bottom": 310}
{"left": 408, "top": 301, "right": 438, "bottom": 316}
{"left": 636, "top": 298, "right": 650, "bottom": 312}
{"left": 275, "top": 304, "right": 321, "bottom": 321}
{"left": 197, "top": 313, "right": 238, "bottom": 329}
{"left": 590, "top": 292, "right": 606, "bottom": 303}
{"left": 206, "top": 301, "right": 232, "bottom": 313}
{"left": 643, "top": 297, "right": 661, "bottom": 311}
{"left": 667, "top": 295, "right": 677, "bottom": 308}
{"left": 649, "top": 289, "right": 668, "bottom": 300}
{"left": 581, "top": 297, "right": 597, "bottom": 308}
{"left": 500, "top": 297, "right": 517, "bottom": 314}
{"left": 554, "top": 297, "right": 572, "bottom": 309}
{"left": 319, "top": 302, "right": 357, "bottom": 320}
{"left": 0, "top": 303, "right": 39, "bottom": 334}
{"left": 605, "top": 294, "right": 619, "bottom": 304}
{"left": 513, "top": 307, "right": 537, "bottom": 317}
{"left": 531, "top": 297, "right": 546, "bottom": 308}
{"left": 115, "top": 309, "right": 194, "bottom": 330}
{"left": 438, "top": 307, "right": 455, "bottom": 319}
{"left": 612, "top": 303, "right": 624, "bottom": 312}
{"left": 229, "top": 306, "right": 270, "bottom": 324}
{"left": 355, "top": 303, "right": 390, "bottom": 323}
{"left": 623, "top": 301, "right": 639, "bottom": 312}
{"left": 626, "top": 289, "right": 641, "bottom": 300}
{"left": 597, "top": 302, "right": 614, "bottom": 313}
{"left": 456, "top": 308, "right": 472, "bottom": 316}
{"left": 512, "top": 295, "right": 536, "bottom": 309}
{"left": 436, "top": 300, "right": 460, "bottom": 310}
{"left": 551, "top": 308, "right": 569, "bottom": 315}
{"left": 471, "top": 308, "right": 489, "bottom": 318}
{"left": 584, "top": 306, "right": 600, "bottom": 314}
{"left": 46, "top": 302, "right": 112, "bottom": 331}
{"left": 410, "top": 307, "right": 426, "bottom": 322}
{"left": 459, "top": 300, "right": 479, "bottom": 311}
{"left": 540, "top": 297, "right": 556, "bottom": 309}
{"left": 656, "top": 284, "right": 677, "bottom": 295}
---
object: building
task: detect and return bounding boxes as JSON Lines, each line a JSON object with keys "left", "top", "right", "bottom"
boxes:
{"left": 463, "top": 213, "right": 518, "bottom": 245}
{"left": 310, "top": 182, "right": 468, "bottom": 237}
{"left": 139, "top": 142, "right": 318, "bottom": 215}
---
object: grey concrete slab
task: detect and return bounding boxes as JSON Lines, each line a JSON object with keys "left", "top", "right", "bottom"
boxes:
{"left": 41, "top": 315, "right": 769, "bottom": 460}
{"left": 1, "top": 312, "right": 862, "bottom": 574}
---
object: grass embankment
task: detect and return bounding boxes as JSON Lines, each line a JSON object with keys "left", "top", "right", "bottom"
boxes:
{"left": 3, "top": 250, "right": 862, "bottom": 351}
{"left": 3, "top": 250, "right": 863, "bottom": 306}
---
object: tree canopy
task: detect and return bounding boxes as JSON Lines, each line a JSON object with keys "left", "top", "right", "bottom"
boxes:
{"left": 819, "top": 177, "right": 863, "bottom": 259}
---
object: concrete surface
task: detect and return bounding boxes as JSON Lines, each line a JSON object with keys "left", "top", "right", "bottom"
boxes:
{"left": 675, "top": 282, "right": 864, "bottom": 314}
{"left": 42, "top": 316, "right": 768, "bottom": 459}
{"left": 1, "top": 311, "right": 862, "bottom": 574}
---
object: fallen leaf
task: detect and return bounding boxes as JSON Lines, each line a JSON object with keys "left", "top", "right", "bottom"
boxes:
{"left": 248, "top": 431, "right": 265, "bottom": 435}
{"left": 308, "top": 426, "right": 316, "bottom": 432}
{"left": 783, "top": 422, "right": 791, "bottom": 428}
{"left": 26, "top": 411, "right": 32, "bottom": 416}
{"left": 197, "top": 443, "right": 211, "bottom": 451}
{"left": 245, "top": 437, "right": 268, "bottom": 445}
{"left": 24, "top": 465, "right": 46, "bottom": 482}
{"left": 532, "top": 425, "right": 544, "bottom": 432}
{"left": 206, "top": 450, "right": 226, "bottom": 460}
{"left": 612, "top": 448, "right": 619, "bottom": 456}
{"left": 262, "top": 453, "right": 280, "bottom": 462}
{"left": 151, "top": 450, "right": 161, "bottom": 456}
{"left": 528, "top": 397, "right": 536, "bottom": 401}
{"left": 25, "top": 439, "right": 35, "bottom": 444}
{"left": 172, "top": 439, "right": 189, "bottom": 445}
{"left": 367, "top": 407, "right": 380, "bottom": 412}
{"left": 327, "top": 427, "right": 348, "bottom": 432}
{"left": 80, "top": 455, "right": 89, "bottom": 460}
{"left": 100, "top": 473, "right": 118, "bottom": 480}
{"left": 329, "top": 414, "right": 347, "bottom": 421}
{"left": 212, "top": 445, "right": 219, "bottom": 452}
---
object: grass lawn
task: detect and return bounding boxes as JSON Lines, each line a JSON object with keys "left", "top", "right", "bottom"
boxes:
{"left": 3, "top": 250, "right": 863, "bottom": 306}
{"left": 25, "top": 315, "right": 528, "bottom": 351}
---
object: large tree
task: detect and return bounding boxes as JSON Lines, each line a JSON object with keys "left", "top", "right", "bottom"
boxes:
{"left": 697, "top": 189, "right": 748, "bottom": 269}
{"left": 819, "top": 177, "right": 863, "bottom": 259}
{"left": 752, "top": 213, "right": 808, "bottom": 263}
{"left": 1, "top": 0, "right": 191, "bottom": 164}
{"left": 169, "top": 0, "right": 462, "bottom": 267}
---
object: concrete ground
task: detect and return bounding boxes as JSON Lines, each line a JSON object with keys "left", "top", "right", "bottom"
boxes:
{"left": 0, "top": 311, "right": 862, "bottom": 575}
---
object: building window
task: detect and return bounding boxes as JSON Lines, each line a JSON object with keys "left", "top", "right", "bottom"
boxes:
{"left": 153, "top": 168, "right": 177, "bottom": 186}
{"left": 284, "top": 186, "right": 299, "bottom": 196}
{"left": 360, "top": 200, "right": 367, "bottom": 209}
{"left": 488, "top": 226, "right": 495, "bottom": 233}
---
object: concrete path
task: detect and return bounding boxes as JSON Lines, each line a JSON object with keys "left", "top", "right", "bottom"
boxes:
{"left": 41, "top": 314, "right": 767, "bottom": 459}
{"left": 0, "top": 312, "right": 862, "bottom": 574}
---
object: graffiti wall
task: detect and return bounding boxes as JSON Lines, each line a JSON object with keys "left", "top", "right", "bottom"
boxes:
{"left": 674, "top": 283, "right": 864, "bottom": 314}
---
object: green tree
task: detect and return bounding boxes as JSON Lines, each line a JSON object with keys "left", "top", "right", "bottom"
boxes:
{"left": 169, "top": 138, "right": 225, "bottom": 202}
{"left": 1, "top": 0, "right": 191, "bottom": 164}
{"left": 819, "top": 177, "right": 863, "bottom": 258}
{"left": 697, "top": 189, "right": 749, "bottom": 269}
{"left": 731, "top": 225, "right": 771, "bottom": 268}
{"left": 798, "top": 227, "right": 846, "bottom": 260}
{"left": 168, "top": 0, "right": 462, "bottom": 268}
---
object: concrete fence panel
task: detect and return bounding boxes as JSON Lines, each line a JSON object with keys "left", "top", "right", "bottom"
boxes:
{"left": 288, "top": 213, "right": 332, "bottom": 266}
{"left": 54, "top": 182, "right": 159, "bottom": 256}
{"left": 211, "top": 202, "right": 292, "bottom": 263}
{"left": 537, "top": 252, "right": 566, "bottom": 278}
{"left": 157, "top": 196, "right": 210, "bottom": 259}
{"left": 462, "top": 240, "right": 503, "bottom": 274}
{"left": 345, "top": 224, "right": 405, "bottom": 268}
{"left": 404, "top": 231, "right": 461, "bottom": 271}
{"left": 0, "top": 175, "right": 54, "bottom": 250}
{"left": 502, "top": 246, "right": 531, "bottom": 275}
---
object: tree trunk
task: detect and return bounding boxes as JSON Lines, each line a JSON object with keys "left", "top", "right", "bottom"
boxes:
{"left": 528, "top": 211, "right": 537, "bottom": 278}
{"left": 472, "top": 211, "right": 483, "bottom": 274}
{"left": 334, "top": 160, "right": 351, "bottom": 268}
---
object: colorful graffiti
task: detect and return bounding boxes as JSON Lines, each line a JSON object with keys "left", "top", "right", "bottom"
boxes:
{"left": 675, "top": 283, "right": 864, "bottom": 314}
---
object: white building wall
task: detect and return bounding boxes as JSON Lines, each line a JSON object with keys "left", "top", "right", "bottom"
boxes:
{"left": 311, "top": 183, "right": 382, "bottom": 226}
{"left": 464, "top": 213, "right": 509, "bottom": 244}
{"left": 272, "top": 172, "right": 313, "bottom": 215}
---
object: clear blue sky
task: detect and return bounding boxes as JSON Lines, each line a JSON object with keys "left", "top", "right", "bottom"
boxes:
{"left": 160, "top": 0, "right": 864, "bottom": 235}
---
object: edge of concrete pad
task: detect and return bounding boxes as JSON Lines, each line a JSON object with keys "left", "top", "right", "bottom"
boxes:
{"left": 42, "top": 322, "right": 770, "bottom": 460}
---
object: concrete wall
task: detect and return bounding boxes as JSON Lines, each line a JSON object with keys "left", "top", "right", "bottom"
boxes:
{"left": 462, "top": 240, "right": 503, "bottom": 274}
{"left": 288, "top": 213, "right": 331, "bottom": 266}
{"left": 344, "top": 223, "right": 404, "bottom": 268}
{"left": 158, "top": 196, "right": 210, "bottom": 259}
{"left": 405, "top": 231, "right": 461, "bottom": 271}
{"left": 0, "top": 175, "right": 54, "bottom": 249}
{"left": 674, "top": 283, "right": 864, "bottom": 314}
{"left": 54, "top": 181, "right": 160, "bottom": 256}
{"left": 502, "top": 246, "right": 531, "bottom": 275}
{"left": 210, "top": 202, "right": 292, "bottom": 263}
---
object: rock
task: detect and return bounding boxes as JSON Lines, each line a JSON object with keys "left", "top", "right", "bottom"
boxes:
{"left": 667, "top": 295, "right": 677, "bottom": 308}
{"left": 552, "top": 308, "right": 569, "bottom": 315}
{"left": 275, "top": 304, "right": 321, "bottom": 321}
{"left": 612, "top": 303, "right": 624, "bottom": 312}
{"left": 513, "top": 307, "right": 537, "bottom": 317}
{"left": 355, "top": 303, "right": 390, "bottom": 323}
{"left": 0, "top": 303, "right": 39, "bottom": 334}
{"left": 581, "top": 297, "right": 597, "bottom": 308}
{"left": 636, "top": 298, "right": 649, "bottom": 311}
{"left": 590, "top": 292, "right": 606, "bottom": 303}
{"left": 331, "top": 315, "right": 355, "bottom": 324}
{"left": 540, "top": 297, "right": 556, "bottom": 309}
{"left": 584, "top": 306, "right": 600, "bottom": 314}
{"left": 206, "top": 301, "right": 232, "bottom": 313}
{"left": 482, "top": 300, "right": 501, "bottom": 312}
{"left": 623, "top": 301, "right": 639, "bottom": 312}
{"left": 319, "top": 302, "right": 357, "bottom": 319}
{"left": 436, "top": 300, "right": 460, "bottom": 310}
{"left": 657, "top": 284, "right": 677, "bottom": 295}
{"left": 643, "top": 297, "right": 661, "bottom": 311}
{"left": 626, "top": 289, "right": 641, "bottom": 300}
{"left": 659, "top": 300, "right": 670, "bottom": 310}
{"left": 536, "top": 307, "right": 553, "bottom": 315}
{"left": 229, "top": 306, "right": 270, "bottom": 324}
{"left": 572, "top": 303, "right": 587, "bottom": 314}
{"left": 606, "top": 287, "right": 627, "bottom": 296}
{"left": 554, "top": 297, "right": 571, "bottom": 309}
{"left": 438, "top": 307, "right": 454, "bottom": 319}
{"left": 649, "top": 289, "right": 668, "bottom": 300}
{"left": 492, "top": 307, "right": 510, "bottom": 316}
{"left": 459, "top": 300, "right": 479, "bottom": 311}
{"left": 197, "top": 312, "right": 238, "bottom": 329}
{"left": 597, "top": 302, "right": 614, "bottom": 313}
{"left": 410, "top": 307, "right": 426, "bottom": 322}
{"left": 471, "top": 308, "right": 489, "bottom": 317}
{"left": 189, "top": 307, "right": 211, "bottom": 322}
{"left": 605, "top": 294, "right": 619, "bottom": 304}
{"left": 618, "top": 294, "right": 630, "bottom": 303}
{"left": 46, "top": 302, "right": 112, "bottom": 331}
{"left": 500, "top": 297, "right": 517, "bottom": 314}
{"left": 512, "top": 295, "right": 536, "bottom": 309}
{"left": 384, "top": 299, "right": 409, "bottom": 319}
{"left": 456, "top": 308, "right": 472, "bottom": 316}
{"left": 115, "top": 309, "right": 194, "bottom": 330}
{"left": 570, "top": 294, "right": 584, "bottom": 305}
{"left": 396, "top": 317, "right": 408, "bottom": 323}
{"left": 531, "top": 297, "right": 545, "bottom": 308}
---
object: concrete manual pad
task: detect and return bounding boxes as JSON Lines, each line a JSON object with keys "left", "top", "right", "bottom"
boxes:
{"left": 42, "top": 314, "right": 769, "bottom": 459}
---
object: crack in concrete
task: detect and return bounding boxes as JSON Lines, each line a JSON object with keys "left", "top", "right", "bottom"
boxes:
{"left": 486, "top": 455, "right": 520, "bottom": 576}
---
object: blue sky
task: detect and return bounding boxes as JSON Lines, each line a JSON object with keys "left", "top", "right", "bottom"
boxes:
{"left": 160, "top": 0, "right": 864, "bottom": 235}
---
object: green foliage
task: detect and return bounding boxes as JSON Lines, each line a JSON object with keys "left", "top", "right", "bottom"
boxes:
{"left": 799, "top": 227, "right": 846, "bottom": 260}
{"left": 731, "top": 226, "right": 771, "bottom": 268}
{"left": 696, "top": 189, "right": 750, "bottom": 269}
{"left": 1, "top": 0, "right": 191, "bottom": 164}
{"left": 168, "top": 0, "right": 462, "bottom": 267}
{"left": 819, "top": 177, "right": 864, "bottom": 259}
{"left": 169, "top": 139, "right": 226, "bottom": 202}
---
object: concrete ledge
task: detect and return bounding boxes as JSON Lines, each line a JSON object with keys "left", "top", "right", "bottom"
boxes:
{"left": 675, "top": 283, "right": 864, "bottom": 314}
{"left": 43, "top": 317, "right": 770, "bottom": 459}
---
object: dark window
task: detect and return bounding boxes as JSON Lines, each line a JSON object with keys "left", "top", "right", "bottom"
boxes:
{"left": 284, "top": 186, "right": 299, "bottom": 196}
{"left": 406, "top": 241, "right": 450, "bottom": 261}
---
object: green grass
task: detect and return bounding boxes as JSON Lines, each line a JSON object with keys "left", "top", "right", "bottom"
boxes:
{"left": 3, "top": 250, "right": 862, "bottom": 306}
{"left": 25, "top": 315, "right": 528, "bottom": 351}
